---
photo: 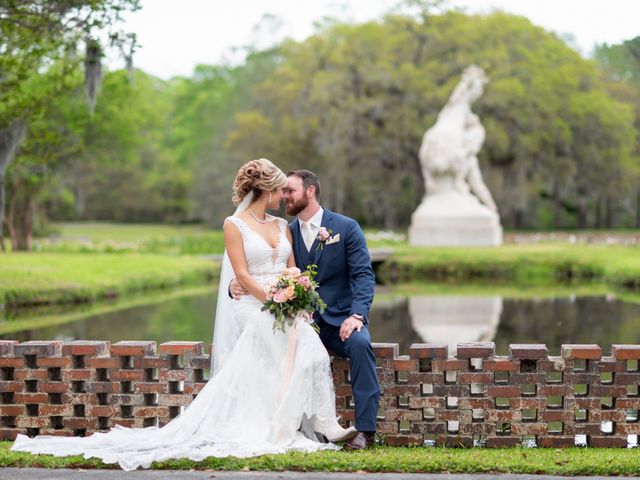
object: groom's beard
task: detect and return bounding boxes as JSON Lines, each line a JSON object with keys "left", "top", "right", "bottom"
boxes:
{"left": 285, "top": 196, "right": 308, "bottom": 216}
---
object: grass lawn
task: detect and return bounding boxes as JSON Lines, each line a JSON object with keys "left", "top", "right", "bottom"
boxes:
{"left": 50, "top": 222, "right": 211, "bottom": 242}
{"left": 0, "top": 253, "right": 218, "bottom": 307}
{"left": 382, "top": 243, "right": 640, "bottom": 290}
{"left": 1, "top": 443, "right": 639, "bottom": 475}
{"left": 31, "top": 222, "right": 225, "bottom": 255}
{"left": 29, "top": 223, "right": 640, "bottom": 292}
{"left": 3, "top": 223, "right": 638, "bottom": 308}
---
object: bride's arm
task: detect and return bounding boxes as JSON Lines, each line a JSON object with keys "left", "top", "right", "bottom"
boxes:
{"left": 286, "top": 228, "right": 297, "bottom": 268}
{"left": 224, "top": 221, "right": 267, "bottom": 302}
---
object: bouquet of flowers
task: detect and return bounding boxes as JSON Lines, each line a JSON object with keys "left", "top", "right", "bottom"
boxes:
{"left": 262, "top": 265, "right": 326, "bottom": 333}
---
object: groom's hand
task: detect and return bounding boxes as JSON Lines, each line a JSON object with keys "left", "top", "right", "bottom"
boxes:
{"left": 229, "top": 278, "right": 248, "bottom": 299}
{"left": 340, "top": 316, "right": 363, "bottom": 341}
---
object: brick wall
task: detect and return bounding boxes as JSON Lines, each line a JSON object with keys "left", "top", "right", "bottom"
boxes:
{"left": 1, "top": 340, "right": 639, "bottom": 448}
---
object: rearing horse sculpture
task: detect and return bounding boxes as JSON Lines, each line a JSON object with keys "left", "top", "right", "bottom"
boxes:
{"left": 418, "top": 65, "right": 497, "bottom": 211}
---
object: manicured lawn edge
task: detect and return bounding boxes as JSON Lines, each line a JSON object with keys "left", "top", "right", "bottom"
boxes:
{"left": 1, "top": 443, "right": 640, "bottom": 475}
{"left": 379, "top": 244, "right": 640, "bottom": 290}
{"left": 3, "top": 243, "right": 638, "bottom": 308}
{"left": 0, "top": 254, "right": 219, "bottom": 307}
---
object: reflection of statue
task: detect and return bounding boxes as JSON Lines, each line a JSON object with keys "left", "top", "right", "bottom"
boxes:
{"left": 408, "top": 296, "right": 502, "bottom": 356}
{"left": 409, "top": 65, "right": 502, "bottom": 246}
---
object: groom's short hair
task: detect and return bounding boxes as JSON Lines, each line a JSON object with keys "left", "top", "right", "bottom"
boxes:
{"left": 287, "top": 170, "right": 320, "bottom": 199}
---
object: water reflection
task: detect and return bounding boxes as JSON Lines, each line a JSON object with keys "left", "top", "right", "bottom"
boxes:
{"left": 2, "top": 287, "right": 640, "bottom": 357}
{"left": 367, "top": 295, "right": 422, "bottom": 352}
{"left": 1, "top": 290, "right": 218, "bottom": 345}
{"left": 493, "top": 294, "right": 640, "bottom": 355}
{"left": 408, "top": 296, "right": 501, "bottom": 356}
{"left": 369, "top": 292, "right": 640, "bottom": 356}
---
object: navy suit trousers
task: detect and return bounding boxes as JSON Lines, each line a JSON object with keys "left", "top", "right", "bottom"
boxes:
{"left": 317, "top": 319, "right": 380, "bottom": 432}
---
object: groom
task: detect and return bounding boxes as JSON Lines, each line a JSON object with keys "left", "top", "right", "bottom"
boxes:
{"left": 282, "top": 170, "right": 380, "bottom": 450}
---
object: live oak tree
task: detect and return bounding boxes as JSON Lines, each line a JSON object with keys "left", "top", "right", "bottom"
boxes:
{"left": 19, "top": 68, "right": 179, "bottom": 233}
{"left": 0, "top": 0, "right": 139, "bottom": 250}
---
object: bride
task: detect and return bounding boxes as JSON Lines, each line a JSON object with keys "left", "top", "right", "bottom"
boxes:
{"left": 11, "top": 158, "right": 356, "bottom": 470}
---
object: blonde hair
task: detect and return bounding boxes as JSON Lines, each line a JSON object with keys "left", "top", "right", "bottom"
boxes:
{"left": 232, "top": 158, "right": 287, "bottom": 206}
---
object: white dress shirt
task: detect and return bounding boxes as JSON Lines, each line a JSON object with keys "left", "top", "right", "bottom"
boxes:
{"left": 299, "top": 207, "right": 324, "bottom": 252}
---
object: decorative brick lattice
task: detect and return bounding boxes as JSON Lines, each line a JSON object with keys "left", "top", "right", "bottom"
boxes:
{"left": 1, "top": 340, "right": 639, "bottom": 447}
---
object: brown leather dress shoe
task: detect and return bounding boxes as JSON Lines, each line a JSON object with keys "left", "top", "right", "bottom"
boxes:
{"left": 344, "top": 432, "right": 375, "bottom": 450}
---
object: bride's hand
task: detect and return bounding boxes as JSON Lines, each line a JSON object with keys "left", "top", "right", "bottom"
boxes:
{"left": 229, "top": 278, "right": 249, "bottom": 299}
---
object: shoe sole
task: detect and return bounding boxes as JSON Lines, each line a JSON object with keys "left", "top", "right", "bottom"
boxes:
{"left": 343, "top": 441, "right": 373, "bottom": 451}
{"left": 327, "top": 428, "right": 359, "bottom": 443}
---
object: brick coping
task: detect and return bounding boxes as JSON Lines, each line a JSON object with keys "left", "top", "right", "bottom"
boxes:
{"left": 1, "top": 340, "right": 639, "bottom": 448}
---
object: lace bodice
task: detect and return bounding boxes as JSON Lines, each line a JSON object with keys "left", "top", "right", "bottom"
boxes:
{"left": 224, "top": 215, "right": 291, "bottom": 286}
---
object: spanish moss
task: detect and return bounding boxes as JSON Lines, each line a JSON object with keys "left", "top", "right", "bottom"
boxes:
{"left": 84, "top": 38, "right": 103, "bottom": 116}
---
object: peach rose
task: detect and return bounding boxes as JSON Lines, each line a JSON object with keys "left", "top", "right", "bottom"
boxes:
{"left": 284, "top": 267, "right": 301, "bottom": 280}
{"left": 273, "top": 289, "right": 288, "bottom": 303}
{"left": 284, "top": 284, "right": 296, "bottom": 301}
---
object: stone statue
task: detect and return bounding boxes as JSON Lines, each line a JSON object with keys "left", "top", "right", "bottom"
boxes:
{"left": 409, "top": 65, "right": 502, "bottom": 246}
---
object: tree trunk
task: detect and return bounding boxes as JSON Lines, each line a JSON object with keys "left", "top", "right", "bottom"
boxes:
{"left": 74, "top": 182, "right": 86, "bottom": 217}
{"left": 595, "top": 200, "right": 602, "bottom": 229}
{"left": 5, "top": 183, "right": 17, "bottom": 250}
{"left": 605, "top": 196, "right": 614, "bottom": 229}
{"left": 513, "top": 209, "right": 524, "bottom": 230}
{"left": 383, "top": 199, "right": 396, "bottom": 230}
{"left": 5, "top": 178, "right": 36, "bottom": 251}
{"left": 576, "top": 197, "right": 588, "bottom": 228}
{"left": 636, "top": 187, "right": 640, "bottom": 228}
{"left": 552, "top": 179, "right": 561, "bottom": 228}
{"left": 0, "top": 172, "right": 5, "bottom": 251}
{"left": 12, "top": 213, "right": 32, "bottom": 251}
{"left": 329, "top": 168, "right": 345, "bottom": 215}
{"left": 0, "top": 118, "right": 27, "bottom": 249}
{"left": 7, "top": 187, "right": 33, "bottom": 251}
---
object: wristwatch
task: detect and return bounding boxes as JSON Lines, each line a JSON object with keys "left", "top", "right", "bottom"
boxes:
{"left": 351, "top": 313, "right": 364, "bottom": 321}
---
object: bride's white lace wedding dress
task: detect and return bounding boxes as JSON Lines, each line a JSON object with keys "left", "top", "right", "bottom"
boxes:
{"left": 12, "top": 215, "right": 348, "bottom": 471}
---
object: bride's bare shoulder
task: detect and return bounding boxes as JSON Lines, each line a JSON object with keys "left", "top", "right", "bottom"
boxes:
{"left": 223, "top": 216, "right": 243, "bottom": 233}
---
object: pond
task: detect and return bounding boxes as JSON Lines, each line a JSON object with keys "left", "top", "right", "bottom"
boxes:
{"left": 2, "top": 284, "right": 639, "bottom": 356}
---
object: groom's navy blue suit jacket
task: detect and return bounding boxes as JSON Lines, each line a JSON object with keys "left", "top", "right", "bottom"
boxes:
{"left": 290, "top": 208, "right": 375, "bottom": 327}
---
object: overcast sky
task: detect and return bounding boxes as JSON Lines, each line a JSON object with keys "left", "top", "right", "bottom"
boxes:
{"left": 107, "top": 0, "right": 640, "bottom": 79}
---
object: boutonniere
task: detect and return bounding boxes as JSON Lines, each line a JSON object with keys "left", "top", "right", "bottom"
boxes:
{"left": 316, "top": 229, "right": 341, "bottom": 251}
{"left": 315, "top": 227, "right": 333, "bottom": 251}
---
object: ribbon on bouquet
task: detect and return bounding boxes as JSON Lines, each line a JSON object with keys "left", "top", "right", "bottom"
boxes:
{"left": 277, "top": 311, "right": 313, "bottom": 403}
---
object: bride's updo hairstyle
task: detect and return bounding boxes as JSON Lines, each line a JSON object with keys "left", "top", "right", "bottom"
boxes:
{"left": 232, "top": 158, "right": 287, "bottom": 206}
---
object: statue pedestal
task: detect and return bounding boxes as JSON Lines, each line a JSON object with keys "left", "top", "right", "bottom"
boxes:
{"left": 409, "top": 191, "right": 502, "bottom": 246}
